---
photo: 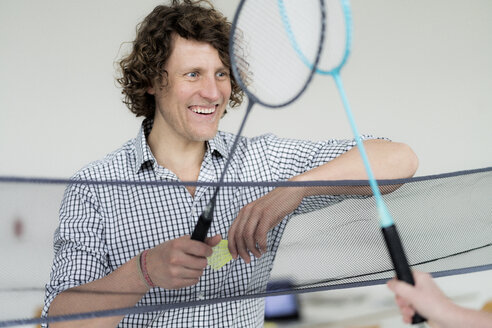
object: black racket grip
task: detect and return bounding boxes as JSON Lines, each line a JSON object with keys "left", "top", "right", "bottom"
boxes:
{"left": 382, "top": 225, "right": 427, "bottom": 325}
{"left": 190, "top": 212, "right": 212, "bottom": 242}
{"left": 190, "top": 201, "right": 215, "bottom": 242}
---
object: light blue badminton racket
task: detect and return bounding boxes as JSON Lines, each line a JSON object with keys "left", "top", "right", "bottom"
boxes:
{"left": 278, "top": 0, "right": 426, "bottom": 324}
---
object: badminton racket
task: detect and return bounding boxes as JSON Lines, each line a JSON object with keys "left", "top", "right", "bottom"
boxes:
{"left": 278, "top": 0, "right": 426, "bottom": 324}
{"left": 191, "top": 0, "right": 326, "bottom": 242}
{"left": 151, "top": 1, "right": 325, "bottom": 325}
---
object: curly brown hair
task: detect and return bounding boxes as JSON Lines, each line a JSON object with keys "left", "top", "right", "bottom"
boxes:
{"left": 117, "top": 0, "right": 243, "bottom": 118}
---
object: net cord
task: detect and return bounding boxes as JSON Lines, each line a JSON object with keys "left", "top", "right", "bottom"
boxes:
{"left": 0, "top": 166, "right": 491, "bottom": 187}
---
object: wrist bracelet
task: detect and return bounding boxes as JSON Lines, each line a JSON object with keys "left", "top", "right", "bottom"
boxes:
{"left": 141, "top": 249, "right": 156, "bottom": 288}
{"left": 137, "top": 250, "right": 156, "bottom": 289}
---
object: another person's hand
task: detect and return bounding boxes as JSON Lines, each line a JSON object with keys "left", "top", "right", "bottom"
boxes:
{"left": 146, "top": 234, "right": 221, "bottom": 289}
{"left": 228, "top": 187, "right": 305, "bottom": 263}
{"left": 387, "top": 271, "right": 455, "bottom": 327}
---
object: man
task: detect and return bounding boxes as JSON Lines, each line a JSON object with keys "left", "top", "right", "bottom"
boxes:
{"left": 43, "top": 1, "right": 418, "bottom": 327}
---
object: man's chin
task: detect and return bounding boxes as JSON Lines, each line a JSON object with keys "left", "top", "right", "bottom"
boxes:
{"left": 192, "top": 132, "right": 218, "bottom": 142}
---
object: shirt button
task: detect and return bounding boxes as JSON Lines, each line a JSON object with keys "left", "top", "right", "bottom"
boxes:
{"left": 197, "top": 290, "right": 205, "bottom": 300}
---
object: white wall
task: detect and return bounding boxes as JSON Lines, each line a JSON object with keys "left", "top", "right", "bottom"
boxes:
{"left": 1, "top": 0, "right": 491, "bottom": 178}
{"left": 1, "top": 0, "right": 491, "bottom": 326}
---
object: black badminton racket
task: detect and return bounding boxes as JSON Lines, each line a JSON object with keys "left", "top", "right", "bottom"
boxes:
{"left": 191, "top": 0, "right": 326, "bottom": 242}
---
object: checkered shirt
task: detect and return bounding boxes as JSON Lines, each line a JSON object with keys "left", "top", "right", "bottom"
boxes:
{"left": 43, "top": 118, "right": 372, "bottom": 327}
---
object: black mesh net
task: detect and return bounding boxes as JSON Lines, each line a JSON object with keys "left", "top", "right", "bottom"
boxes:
{"left": 0, "top": 167, "right": 491, "bottom": 326}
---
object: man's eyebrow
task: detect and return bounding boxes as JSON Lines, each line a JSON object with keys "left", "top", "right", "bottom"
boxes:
{"left": 179, "top": 65, "right": 229, "bottom": 73}
{"left": 179, "top": 66, "right": 201, "bottom": 72}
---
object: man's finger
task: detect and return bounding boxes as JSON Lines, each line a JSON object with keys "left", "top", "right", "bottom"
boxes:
{"left": 244, "top": 211, "right": 262, "bottom": 258}
{"left": 236, "top": 234, "right": 250, "bottom": 264}
{"left": 255, "top": 221, "right": 269, "bottom": 254}
{"left": 228, "top": 220, "right": 238, "bottom": 259}
{"left": 232, "top": 211, "right": 249, "bottom": 262}
{"left": 184, "top": 239, "right": 215, "bottom": 258}
{"left": 171, "top": 252, "right": 208, "bottom": 271}
{"left": 205, "top": 234, "right": 222, "bottom": 247}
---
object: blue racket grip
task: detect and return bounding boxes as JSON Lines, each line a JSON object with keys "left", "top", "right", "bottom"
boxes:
{"left": 382, "top": 225, "right": 427, "bottom": 325}
{"left": 190, "top": 201, "right": 214, "bottom": 242}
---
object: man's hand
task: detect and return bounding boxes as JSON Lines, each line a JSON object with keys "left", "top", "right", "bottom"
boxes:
{"left": 228, "top": 187, "right": 305, "bottom": 263}
{"left": 227, "top": 139, "right": 419, "bottom": 264}
{"left": 146, "top": 234, "right": 221, "bottom": 289}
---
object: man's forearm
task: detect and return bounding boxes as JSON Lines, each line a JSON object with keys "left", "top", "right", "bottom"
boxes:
{"left": 291, "top": 139, "right": 418, "bottom": 196}
{"left": 48, "top": 256, "right": 149, "bottom": 328}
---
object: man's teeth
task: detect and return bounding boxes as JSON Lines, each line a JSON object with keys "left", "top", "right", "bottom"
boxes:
{"left": 190, "top": 106, "right": 216, "bottom": 114}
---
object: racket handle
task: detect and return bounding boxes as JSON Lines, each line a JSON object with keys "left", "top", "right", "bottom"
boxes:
{"left": 382, "top": 225, "right": 427, "bottom": 325}
{"left": 190, "top": 201, "right": 215, "bottom": 242}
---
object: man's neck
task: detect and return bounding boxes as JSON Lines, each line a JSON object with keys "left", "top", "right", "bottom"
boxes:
{"left": 147, "top": 118, "right": 206, "bottom": 186}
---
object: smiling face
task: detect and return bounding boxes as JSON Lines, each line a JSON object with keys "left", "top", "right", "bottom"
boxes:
{"left": 148, "top": 35, "right": 232, "bottom": 147}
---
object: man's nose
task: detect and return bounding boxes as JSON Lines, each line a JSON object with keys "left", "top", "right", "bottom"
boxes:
{"left": 199, "top": 75, "right": 220, "bottom": 101}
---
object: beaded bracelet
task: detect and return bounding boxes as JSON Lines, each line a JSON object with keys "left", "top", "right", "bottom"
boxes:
{"left": 136, "top": 250, "right": 156, "bottom": 289}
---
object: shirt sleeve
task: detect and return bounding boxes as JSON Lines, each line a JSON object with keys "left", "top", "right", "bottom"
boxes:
{"left": 264, "top": 133, "right": 380, "bottom": 181}
{"left": 263, "top": 134, "right": 383, "bottom": 215}
{"left": 42, "top": 181, "right": 108, "bottom": 319}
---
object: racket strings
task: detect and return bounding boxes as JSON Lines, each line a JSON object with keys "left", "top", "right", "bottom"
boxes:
{"left": 231, "top": 0, "right": 324, "bottom": 106}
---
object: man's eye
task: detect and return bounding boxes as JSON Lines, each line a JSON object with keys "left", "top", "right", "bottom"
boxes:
{"left": 217, "top": 71, "right": 229, "bottom": 78}
{"left": 187, "top": 72, "right": 198, "bottom": 78}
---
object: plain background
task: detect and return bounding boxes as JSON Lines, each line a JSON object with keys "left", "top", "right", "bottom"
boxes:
{"left": 1, "top": 0, "right": 491, "bottom": 178}
{"left": 1, "top": 0, "right": 491, "bottom": 327}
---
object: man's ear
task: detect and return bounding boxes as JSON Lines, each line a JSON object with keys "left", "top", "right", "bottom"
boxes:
{"left": 147, "top": 86, "right": 156, "bottom": 95}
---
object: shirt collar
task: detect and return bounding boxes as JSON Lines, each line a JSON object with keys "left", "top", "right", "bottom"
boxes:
{"left": 207, "top": 133, "right": 229, "bottom": 159}
{"left": 133, "top": 118, "right": 155, "bottom": 174}
{"left": 133, "top": 117, "right": 229, "bottom": 174}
